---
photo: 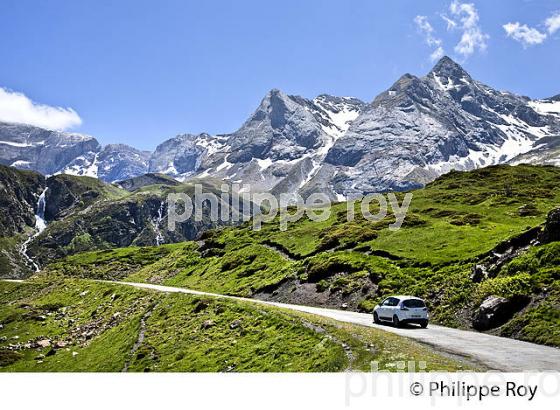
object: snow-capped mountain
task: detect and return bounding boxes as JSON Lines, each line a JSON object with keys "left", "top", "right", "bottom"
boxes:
{"left": 1, "top": 56, "right": 559, "bottom": 197}
{"left": 146, "top": 90, "right": 366, "bottom": 197}
{"left": 0, "top": 122, "right": 100, "bottom": 176}
{"left": 323, "top": 56, "right": 560, "bottom": 196}
{"left": 0, "top": 122, "right": 149, "bottom": 182}
{"left": 146, "top": 58, "right": 559, "bottom": 198}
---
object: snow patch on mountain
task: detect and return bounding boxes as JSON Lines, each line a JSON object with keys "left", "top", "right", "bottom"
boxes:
{"left": 529, "top": 100, "right": 560, "bottom": 117}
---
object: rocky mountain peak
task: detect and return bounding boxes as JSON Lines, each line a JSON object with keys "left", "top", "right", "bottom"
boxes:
{"left": 429, "top": 56, "right": 470, "bottom": 81}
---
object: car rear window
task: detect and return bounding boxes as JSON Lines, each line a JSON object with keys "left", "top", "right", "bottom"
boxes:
{"left": 402, "top": 299, "right": 426, "bottom": 308}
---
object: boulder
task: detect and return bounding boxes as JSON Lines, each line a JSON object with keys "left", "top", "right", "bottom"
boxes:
{"left": 201, "top": 320, "right": 215, "bottom": 330}
{"left": 472, "top": 296, "right": 509, "bottom": 330}
{"left": 36, "top": 339, "right": 51, "bottom": 348}
{"left": 229, "top": 319, "right": 242, "bottom": 330}
{"left": 472, "top": 295, "right": 529, "bottom": 330}
{"left": 540, "top": 208, "right": 560, "bottom": 244}
{"left": 470, "top": 265, "right": 487, "bottom": 283}
{"left": 54, "top": 340, "right": 68, "bottom": 349}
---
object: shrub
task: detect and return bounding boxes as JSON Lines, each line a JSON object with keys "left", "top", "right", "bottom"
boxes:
{"left": 357, "top": 299, "right": 376, "bottom": 313}
{"left": 475, "top": 274, "right": 533, "bottom": 304}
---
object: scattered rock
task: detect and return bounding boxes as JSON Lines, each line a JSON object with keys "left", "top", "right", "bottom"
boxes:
{"left": 54, "top": 340, "right": 68, "bottom": 349}
{"left": 79, "top": 291, "right": 89, "bottom": 297}
{"left": 72, "top": 351, "right": 79, "bottom": 357}
{"left": 518, "top": 203, "right": 539, "bottom": 217}
{"left": 341, "top": 303, "right": 348, "bottom": 309}
{"left": 201, "top": 319, "right": 215, "bottom": 329}
{"left": 193, "top": 300, "right": 209, "bottom": 313}
{"left": 36, "top": 339, "right": 51, "bottom": 348}
{"left": 470, "top": 265, "right": 487, "bottom": 283}
{"left": 45, "top": 348, "right": 56, "bottom": 357}
{"left": 82, "top": 330, "right": 95, "bottom": 340}
{"left": 229, "top": 319, "right": 242, "bottom": 330}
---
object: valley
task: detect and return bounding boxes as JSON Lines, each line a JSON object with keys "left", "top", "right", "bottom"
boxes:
{"left": 1, "top": 163, "right": 558, "bottom": 371}
{"left": 1, "top": 55, "right": 559, "bottom": 373}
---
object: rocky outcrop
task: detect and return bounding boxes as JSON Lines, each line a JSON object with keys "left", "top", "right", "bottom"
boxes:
{"left": 43, "top": 174, "right": 115, "bottom": 221}
{"left": 227, "top": 89, "right": 326, "bottom": 163}
{"left": 539, "top": 208, "right": 560, "bottom": 244}
{"left": 472, "top": 295, "right": 529, "bottom": 331}
{"left": 0, "top": 164, "right": 45, "bottom": 236}
{"left": 471, "top": 226, "right": 542, "bottom": 281}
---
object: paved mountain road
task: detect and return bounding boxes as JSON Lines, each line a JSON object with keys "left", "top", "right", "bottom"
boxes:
{"left": 110, "top": 281, "right": 560, "bottom": 372}
{"left": 3, "top": 279, "right": 559, "bottom": 371}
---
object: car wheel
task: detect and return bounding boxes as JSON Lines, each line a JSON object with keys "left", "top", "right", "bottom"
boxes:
{"left": 393, "top": 315, "right": 401, "bottom": 328}
{"left": 420, "top": 320, "right": 428, "bottom": 329}
{"left": 373, "top": 312, "right": 380, "bottom": 324}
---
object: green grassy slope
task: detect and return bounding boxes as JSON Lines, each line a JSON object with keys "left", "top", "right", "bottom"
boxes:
{"left": 44, "top": 165, "right": 560, "bottom": 346}
{"left": 0, "top": 280, "right": 473, "bottom": 372}
{"left": 30, "top": 177, "right": 251, "bottom": 265}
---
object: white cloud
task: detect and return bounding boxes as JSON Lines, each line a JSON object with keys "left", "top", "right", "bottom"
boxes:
{"left": 503, "top": 22, "right": 547, "bottom": 47}
{"left": 414, "top": 15, "right": 445, "bottom": 62}
{"left": 441, "top": 14, "right": 457, "bottom": 30}
{"left": 545, "top": 12, "right": 560, "bottom": 34}
{"left": 0, "top": 87, "right": 81, "bottom": 130}
{"left": 430, "top": 46, "right": 445, "bottom": 62}
{"left": 503, "top": 11, "right": 560, "bottom": 48}
{"left": 449, "top": 1, "right": 489, "bottom": 58}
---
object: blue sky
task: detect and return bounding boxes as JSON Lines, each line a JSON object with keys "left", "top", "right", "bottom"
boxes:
{"left": 0, "top": 0, "right": 559, "bottom": 150}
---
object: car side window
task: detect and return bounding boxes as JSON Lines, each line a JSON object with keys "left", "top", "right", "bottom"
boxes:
{"left": 381, "top": 298, "right": 391, "bottom": 306}
{"left": 389, "top": 298, "right": 400, "bottom": 307}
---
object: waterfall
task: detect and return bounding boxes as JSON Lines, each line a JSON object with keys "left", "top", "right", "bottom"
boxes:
{"left": 153, "top": 200, "right": 165, "bottom": 246}
{"left": 19, "top": 187, "right": 49, "bottom": 272}
{"left": 35, "top": 188, "right": 48, "bottom": 233}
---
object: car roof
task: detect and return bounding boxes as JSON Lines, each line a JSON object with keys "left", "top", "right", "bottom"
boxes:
{"left": 388, "top": 295, "right": 424, "bottom": 301}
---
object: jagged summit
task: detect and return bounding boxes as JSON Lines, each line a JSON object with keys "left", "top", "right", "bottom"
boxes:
{"left": 429, "top": 56, "right": 470, "bottom": 80}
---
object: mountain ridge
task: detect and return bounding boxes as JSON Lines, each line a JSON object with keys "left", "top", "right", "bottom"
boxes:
{"left": 1, "top": 56, "right": 558, "bottom": 197}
